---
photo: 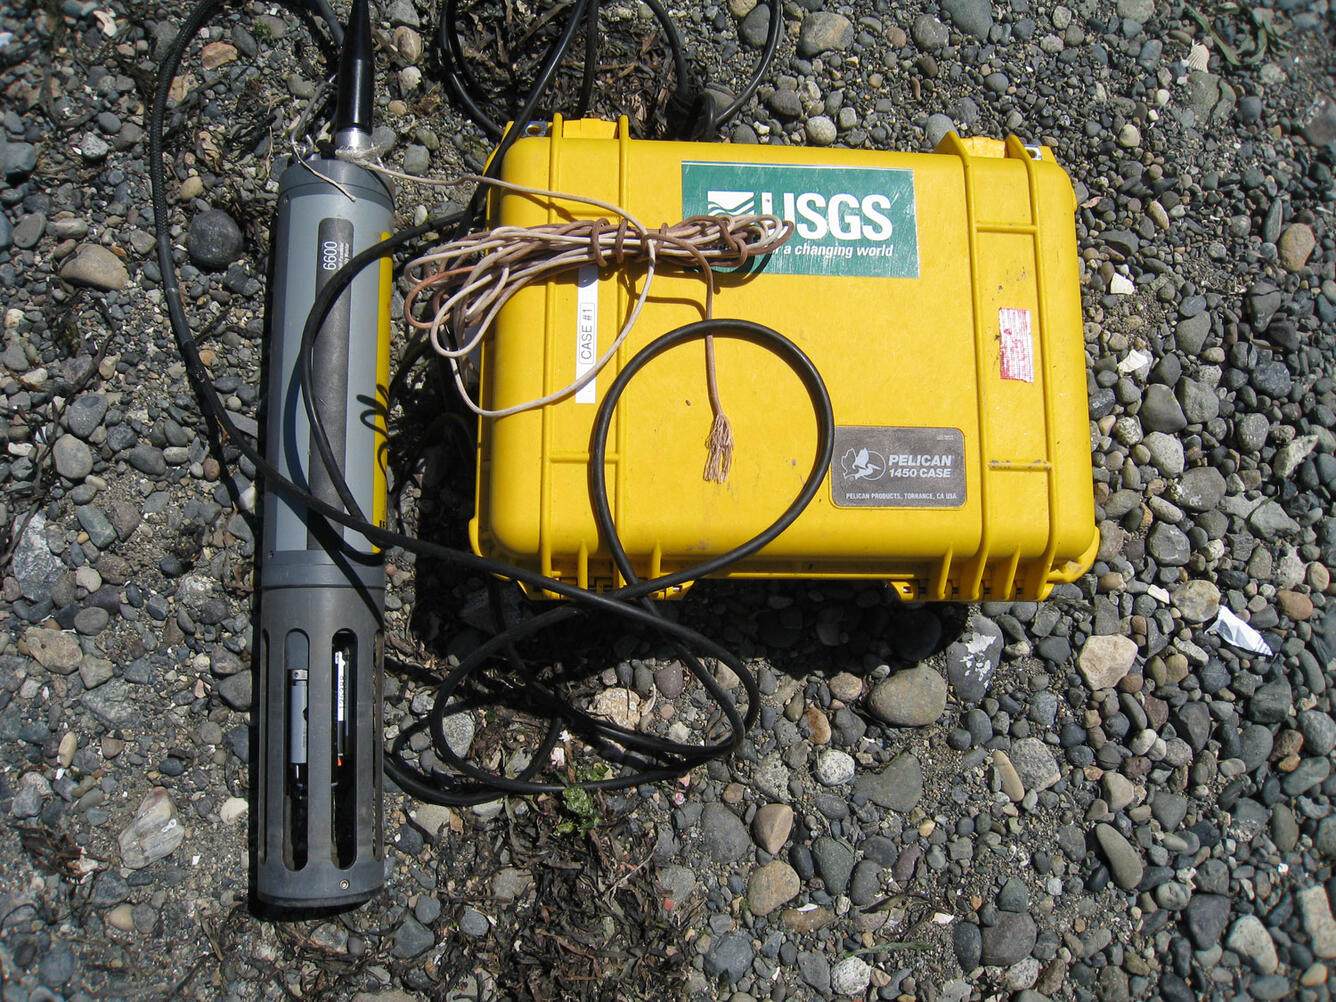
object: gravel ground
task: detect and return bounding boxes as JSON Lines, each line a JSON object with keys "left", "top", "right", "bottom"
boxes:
{"left": 1, "top": 0, "right": 1335, "bottom": 1000}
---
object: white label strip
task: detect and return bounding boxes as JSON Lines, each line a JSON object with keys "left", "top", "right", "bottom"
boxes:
{"left": 999, "top": 307, "right": 1035, "bottom": 383}
{"left": 575, "top": 265, "right": 598, "bottom": 404}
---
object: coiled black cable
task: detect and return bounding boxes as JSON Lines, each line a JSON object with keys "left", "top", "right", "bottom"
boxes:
{"left": 151, "top": 0, "right": 833, "bottom": 807}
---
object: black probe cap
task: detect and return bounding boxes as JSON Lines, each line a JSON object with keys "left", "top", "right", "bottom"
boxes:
{"left": 334, "top": 0, "right": 374, "bottom": 136}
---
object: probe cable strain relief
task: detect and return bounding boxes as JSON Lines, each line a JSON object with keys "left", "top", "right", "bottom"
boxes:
{"left": 665, "top": 78, "right": 718, "bottom": 141}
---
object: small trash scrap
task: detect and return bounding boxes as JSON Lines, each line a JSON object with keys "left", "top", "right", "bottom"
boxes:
{"left": 1207, "top": 606, "right": 1273, "bottom": 656}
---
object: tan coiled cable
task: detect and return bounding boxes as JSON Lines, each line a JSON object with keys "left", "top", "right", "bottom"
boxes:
{"left": 403, "top": 177, "right": 792, "bottom": 482}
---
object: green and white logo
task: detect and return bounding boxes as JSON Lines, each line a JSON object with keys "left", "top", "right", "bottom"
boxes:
{"left": 682, "top": 161, "right": 919, "bottom": 278}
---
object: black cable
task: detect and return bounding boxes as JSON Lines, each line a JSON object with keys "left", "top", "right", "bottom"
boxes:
{"left": 715, "top": 0, "right": 783, "bottom": 127}
{"left": 151, "top": 0, "right": 833, "bottom": 807}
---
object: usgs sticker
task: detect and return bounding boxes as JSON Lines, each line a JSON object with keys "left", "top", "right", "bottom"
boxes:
{"left": 681, "top": 162, "right": 919, "bottom": 278}
{"left": 831, "top": 427, "right": 965, "bottom": 509}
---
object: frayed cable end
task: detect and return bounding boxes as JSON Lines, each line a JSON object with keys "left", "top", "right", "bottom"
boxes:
{"left": 703, "top": 411, "right": 733, "bottom": 483}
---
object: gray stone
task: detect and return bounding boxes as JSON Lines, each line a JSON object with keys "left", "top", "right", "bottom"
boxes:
{"left": 402, "top": 144, "right": 430, "bottom": 176}
{"left": 74, "top": 607, "right": 110, "bottom": 635}
{"left": 80, "top": 679, "right": 138, "bottom": 727}
{"left": 59, "top": 244, "right": 128, "bottom": 291}
{"left": 830, "top": 957, "right": 872, "bottom": 997}
{"left": 998, "top": 877, "right": 1029, "bottom": 912}
{"left": 1139, "top": 384, "right": 1187, "bottom": 432}
{"left": 1300, "top": 92, "right": 1336, "bottom": 146}
{"left": 797, "top": 11, "right": 853, "bottom": 56}
{"left": 1282, "top": 757, "right": 1330, "bottom": 796}
{"left": 812, "top": 836, "right": 854, "bottom": 895}
{"left": 700, "top": 803, "right": 750, "bottom": 862}
{"left": 66, "top": 394, "right": 109, "bottom": 439}
{"left": 945, "top": 616, "right": 1004, "bottom": 705}
{"left": 12, "top": 212, "right": 44, "bottom": 249}
{"left": 218, "top": 671, "right": 253, "bottom": 711}
{"left": 1252, "top": 360, "right": 1292, "bottom": 399}
{"left": 12, "top": 514, "right": 63, "bottom": 603}
{"left": 75, "top": 505, "right": 117, "bottom": 549}
{"left": 1248, "top": 501, "right": 1299, "bottom": 540}
{"left": 814, "top": 748, "right": 855, "bottom": 786}
{"left": 1151, "top": 793, "right": 1188, "bottom": 832}
{"left": 1248, "top": 677, "right": 1292, "bottom": 724}
{"left": 1009, "top": 738, "right": 1060, "bottom": 792}
{"left": 1175, "top": 312, "right": 1212, "bottom": 354}
{"left": 954, "top": 921, "right": 983, "bottom": 970}
{"left": 118, "top": 788, "right": 185, "bottom": 868}
{"left": 797, "top": 951, "right": 831, "bottom": 993}
{"left": 704, "top": 933, "right": 753, "bottom": 983}
{"left": 1142, "top": 432, "right": 1184, "bottom": 476}
{"left": 941, "top": 0, "right": 993, "bottom": 39}
{"left": 24, "top": 627, "right": 82, "bottom": 673}
{"left": 1171, "top": 467, "right": 1226, "bottom": 511}
{"left": 925, "top": 113, "right": 956, "bottom": 148}
{"left": 867, "top": 667, "right": 947, "bottom": 726}
{"left": 1177, "top": 379, "right": 1218, "bottom": 425}
{"left": 1094, "top": 823, "right": 1143, "bottom": 890}
{"left": 854, "top": 752, "right": 922, "bottom": 812}
{"left": 2, "top": 141, "right": 37, "bottom": 177}
{"left": 128, "top": 444, "right": 167, "bottom": 476}
{"left": 1235, "top": 412, "right": 1269, "bottom": 452}
{"left": 1147, "top": 523, "right": 1191, "bottom": 566}
{"left": 394, "top": 916, "right": 436, "bottom": 956}
{"left": 767, "top": 89, "right": 802, "bottom": 118}
{"left": 1299, "top": 711, "right": 1336, "bottom": 756}
{"left": 981, "top": 912, "right": 1036, "bottom": 966}
{"left": 1298, "top": 886, "right": 1336, "bottom": 959}
{"left": 1185, "top": 894, "right": 1231, "bottom": 948}
{"left": 739, "top": 4, "right": 771, "bottom": 48}
{"left": 912, "top": 13, "right": 950, "bottom": 49}
{"left": 187, "top": 209, "right": 243, "bottom": 270}
{"left": 751, "top": 803, "right": 793, "bottom": 853}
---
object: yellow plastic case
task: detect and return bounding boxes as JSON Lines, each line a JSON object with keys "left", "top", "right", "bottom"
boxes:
{"left": 469, "top": 117, "right": 1098, "bottom": 601}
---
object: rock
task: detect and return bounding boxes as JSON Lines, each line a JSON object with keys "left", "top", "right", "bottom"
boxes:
{"left": 219, "top": 797, "right": 248, "bottom": 825}
{"left": 805, "top": 116, "right": 837, "bottom": 147}
{"left": 2, "top": 141, "right": 37, "bottom": 178}
{"left": 867, "top": 667, "right": 947, "bottom": 726}
{"left": 24, "top": 627, "right": 82, "bottom": 673}
{"left": 1252, "top": 361, "right": 1293, "bottom": 400}
{"left": 704, "top": 933, "right": 753, "bottom": 983}
{"left": 797, "top": 12, "right": 853, "bottom": 56}
{"left": 1300, "top": 92, "right": 1336, "bottom": 146}
{"left": 830, "top": 956, "right": 872, "bottom": 997}
{"left": 1299, "top": 711, "right": 1336, "bottom": 756}
{"left": 1249, "top": 501, "right": 1299, "bottom": 540}
{"left": 945, "top": 617, "right": 1004, "bottom": 705}
{"left": 812, "top": 836, "right": 854, "bottom": 895}
{"left": 53, "top": 434, "right": 94, "bottom": 480}
{"left": 854, "top": 752, "right": 922, "bottom": 811}
{"left": 1278, "top": 223, "right": 1316, "bottom": 272}
{"left": 1102, "top": 772, "right": 1135, "bottom": 812}
{"left": 457, "top": 907, "right": 489, "bottom": 938}
{"left": 66, "top": 394, "right": 109, "bottom": 439}
{"left": 393, "top": 916, "right": 436, "bottom": 956}
{"left": 214, "top": 669, "right": 253, "bottom": 710}
{"left": 1139, "top": 384, "right": 1187, "bottom": 433}
{"left": 912, "top": 13, "right": 949, "bottom": 49}
{"left": 1175, "top": 312, "right": 1212, "bottom": 354}
{"left": 1300, "top": 887, "right": 1336, "bottom": 960}
{"left": 768, "top": 89, "right": 802, "bottom": 118}
{"left": 1094, "top": 823, "right": 1143, "bottom": 890}
{"left": 187, "top": 210, "right": 243, "bottom": 270}
{"left": 1249, "top": 677, "right": 1292, "bottom": 724}
{"left": 752, "top": 803, "right": 793, "bottom": 854}
{"left": 815, "top": 748, "right": 855, "bottom": 786}
{"left": 1147, "top": 522, "right": 1191, "bottom": 566}
{"left": 925, "top": 113, "right": 956, "bottom": 148}
{"left": 1171, "top": 467, "right": 1226, "bottom": 511}
{"left": 954, "top": 921, "right": 983, "bottom": 970}
{"left": 81, "top": 679, "right": 138, "bottom": 727}
{"left": 12, "top": 514, "right": 63, "bottom": 602}
{"left": 992, "top": 750, "right": 1025, "bottom": 801}
{"left": 981, "top": 912, "right": 1037, "bottom": 966}
{"left": 1009, "top": 738, "right": 1060, "bottom": 792}
{"left": 941, "top": 0, "right": 993, "bottom": 39}
{"left": 1142, "top": 432, "right": 1184, "bottom": 476}
{"left": 118, "top": 788, "right": 186, "bottom": 868}
{"left": 700, "top": 803, "right": 750, "bottom": 862}
{"left": 1079, "top": 635, "right": 1138, "bottom": 690}
{"left": 739, "top": 4, "right": 771, "bottom": 48}
{"left": 746, "top": 860, "right": 800, "bottom": 916}
{"left": 1185, "top": 893, "right": 1231, "bottom": 948}
{"left": 1173, "top": 580, "right": 1220, "bottom": 623}
{"left": 797, "top": 951, "right": 831, "bottom": 992}
{"left": 59, "top": 244, "right": 128, "bottom": 290}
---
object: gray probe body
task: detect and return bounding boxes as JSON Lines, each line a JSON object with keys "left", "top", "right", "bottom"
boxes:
{"left": 255, "top": 156, "right": 394, "bottom": 908}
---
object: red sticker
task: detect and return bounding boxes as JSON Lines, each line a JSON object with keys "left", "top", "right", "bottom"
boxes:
{"left": 999, "top": 308, "right": 1034, "bottom": 382}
